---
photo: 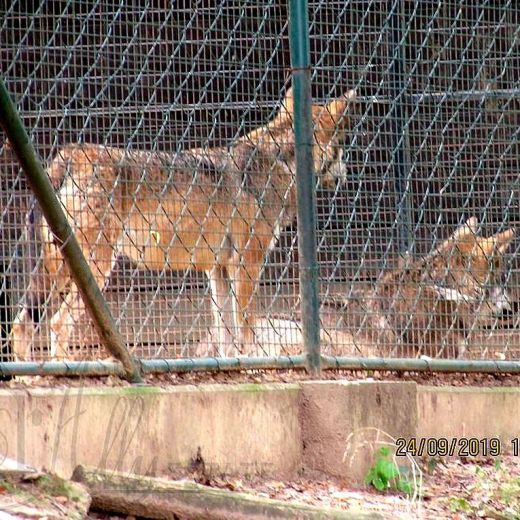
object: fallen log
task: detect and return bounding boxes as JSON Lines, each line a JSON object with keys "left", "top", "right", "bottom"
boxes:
{"left": 72, "top": 465, "right": 385, "bottom": 520}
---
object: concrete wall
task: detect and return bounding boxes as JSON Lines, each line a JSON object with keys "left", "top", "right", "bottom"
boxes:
{"left": 418, "top": 386, "right": 520, "bottom": 454}
{"left": 1, "top": 380, "right": 519, "bottom": 483}
{"left": 0, "top": 384, "right": 301, "bottom": 479}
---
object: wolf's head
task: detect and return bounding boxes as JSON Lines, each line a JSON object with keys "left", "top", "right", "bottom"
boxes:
{"left": 423, "top": 217, "right": 516, "bottom": 324}
{"left": 279, "top": 87, "right": 356, "bottom": 184}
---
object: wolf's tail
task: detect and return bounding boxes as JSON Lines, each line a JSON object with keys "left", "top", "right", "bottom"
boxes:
{"left": 21, "top": 199, "right": 48, "bottom": 324}
{"left": 21, "top": 151, "right": 69, "bottom": 324}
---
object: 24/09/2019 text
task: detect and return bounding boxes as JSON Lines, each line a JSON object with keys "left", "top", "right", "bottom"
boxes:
{"left": 395, "top": 437, "right": 505, "bottom": 457}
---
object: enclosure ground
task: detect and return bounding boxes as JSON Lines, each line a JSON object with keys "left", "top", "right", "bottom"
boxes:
{"left": 168, "top": 455, "right": 520, "bottom": 520}
{"left": 2, "top": 451, "right": 517, "bottom": 518}
{"left": 81, "top": 456, "right": 520, "bottom": 519}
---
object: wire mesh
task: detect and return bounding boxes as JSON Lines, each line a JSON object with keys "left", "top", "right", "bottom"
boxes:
{"left": 315, "top": 0, "right": 520, "bottom": 360}
{"left": 1, "top": 0, "right": 519, "bottom": 365}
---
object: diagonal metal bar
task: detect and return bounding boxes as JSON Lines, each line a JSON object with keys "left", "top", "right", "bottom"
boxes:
{"left": 0, "top": 78, "right": 143, "bottom": 384}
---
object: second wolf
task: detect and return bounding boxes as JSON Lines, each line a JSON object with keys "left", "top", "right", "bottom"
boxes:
{"left": 322, "top": 217, "right": 515, "bottom": 358}
{"left": 11, "top": 87, "right": 356, "bottom": 360}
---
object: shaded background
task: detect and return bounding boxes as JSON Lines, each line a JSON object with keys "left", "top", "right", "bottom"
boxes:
{"left": 1, "top": 0, "right": 519, "bottom": 356}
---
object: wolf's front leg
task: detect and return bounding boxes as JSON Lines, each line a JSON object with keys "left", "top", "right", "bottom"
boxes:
{"left": 10, "top": 308, "right": 36, "bottom": 361}
{"left": 207, "top": 266, "right": 238, "bottom": 357}
{"left": 228, "top": 259, "right": 262, "bottom": 356}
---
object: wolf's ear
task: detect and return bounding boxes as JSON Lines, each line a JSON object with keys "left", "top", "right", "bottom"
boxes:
{"left": 449, "top": 217, "right": 479, "bottom": 243}
{"left": 444, "top": 217, "right": 480, "bottom": 256}
{"left": 479, "top": 228, "right": 516, "bottom": 256}
{"left": 281, "top": 87, "right": 294, "bottom": 113}
{"left": 342, "top": 89, "right": 357, "bottom": 102}
{"left": 496, "top": 228, "right": 516, "bottom": 254}
{"left": 326, "top": 89, "right": 357, "bottom": 126}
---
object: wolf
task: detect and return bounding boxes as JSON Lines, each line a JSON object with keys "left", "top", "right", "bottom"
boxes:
{"left": 11, "top": 87, "right": 356, "bottom": 360}
{"left": 322, "top": 218, "right": 515, "bottom": 358}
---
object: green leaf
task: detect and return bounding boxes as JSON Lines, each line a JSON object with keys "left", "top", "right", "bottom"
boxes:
{"left": 449, "top": 496, "right": 472, "bottom": 513}
{"left": 373, "top": 476, "right": 387, "bottom": 492}
{"left": 377, "top": 459, "right": 399, "bottom": 481}
{"left": 364, "top": 467, "right": 377, "bottom": 485}
{"left": 378, "top": 446, "right": 391, "bottom": 458}
{"left": 397, "top": 478, "right": 413, "bottom": 495}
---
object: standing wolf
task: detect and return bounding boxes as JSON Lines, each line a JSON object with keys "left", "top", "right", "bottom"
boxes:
{"left": 322, "top": 218, "right": 515, "bottom": 358}
{"left": 11, "top": 87, "right": 356, "bottom": 360}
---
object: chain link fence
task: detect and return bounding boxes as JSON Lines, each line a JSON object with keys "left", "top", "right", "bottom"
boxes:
{"left": 1, "top": 0, "right": 519, "bottom": 365}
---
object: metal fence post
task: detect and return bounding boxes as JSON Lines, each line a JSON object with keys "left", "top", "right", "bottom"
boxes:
{"left": 388, "top": 0, "right": 413, "bottom": 253}
{"left": 288, "top": 0, "right": 321, "bottom": 376}
{"left": 0, "top": 79, "right": 143, "bottom": 384}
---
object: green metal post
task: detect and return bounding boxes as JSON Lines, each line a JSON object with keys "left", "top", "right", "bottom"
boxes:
{"left": 0, "top": 79, "right": 142, "bottom": 384}
{"left": 288, "top": 0, "right": 321, "bottom": 376}
{"left": 388, "top": 0, "right": 413, "bottom": 253}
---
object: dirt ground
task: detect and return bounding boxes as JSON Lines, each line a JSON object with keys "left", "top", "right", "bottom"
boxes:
{"left": 82, "top": 456, "right": 520, "bottom": 519}
{"left": 189, "top": 456, "right": 520, "bottom": 520}
{"left": 3, "top": 367, "right": 520, "bottom": 390}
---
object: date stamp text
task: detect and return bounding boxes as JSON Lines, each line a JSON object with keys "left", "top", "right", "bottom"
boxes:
{"left": 395, "top": 437, "right": 520, "bottom": 457}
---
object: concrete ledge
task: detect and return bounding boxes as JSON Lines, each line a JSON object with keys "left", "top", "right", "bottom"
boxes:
{"left": 0, "top": 384, "right": 301, "bottom": 479}
{"left": 1, "top": 381, "right": 520, "bottom": 485}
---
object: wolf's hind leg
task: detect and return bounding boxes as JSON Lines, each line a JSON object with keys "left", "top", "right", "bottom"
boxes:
{"left": 49, "top": 283, "right": 83, "bottom": 359}
{"left": 49, "top": 249, "right": 117, "bottom": 360}
{"left": 10, "top": 258, "right": 69, "bottom": 361}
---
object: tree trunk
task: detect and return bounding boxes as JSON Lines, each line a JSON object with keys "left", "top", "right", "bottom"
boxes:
{"left": 72, "top": 465, "right": 380, "bottom": 520}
